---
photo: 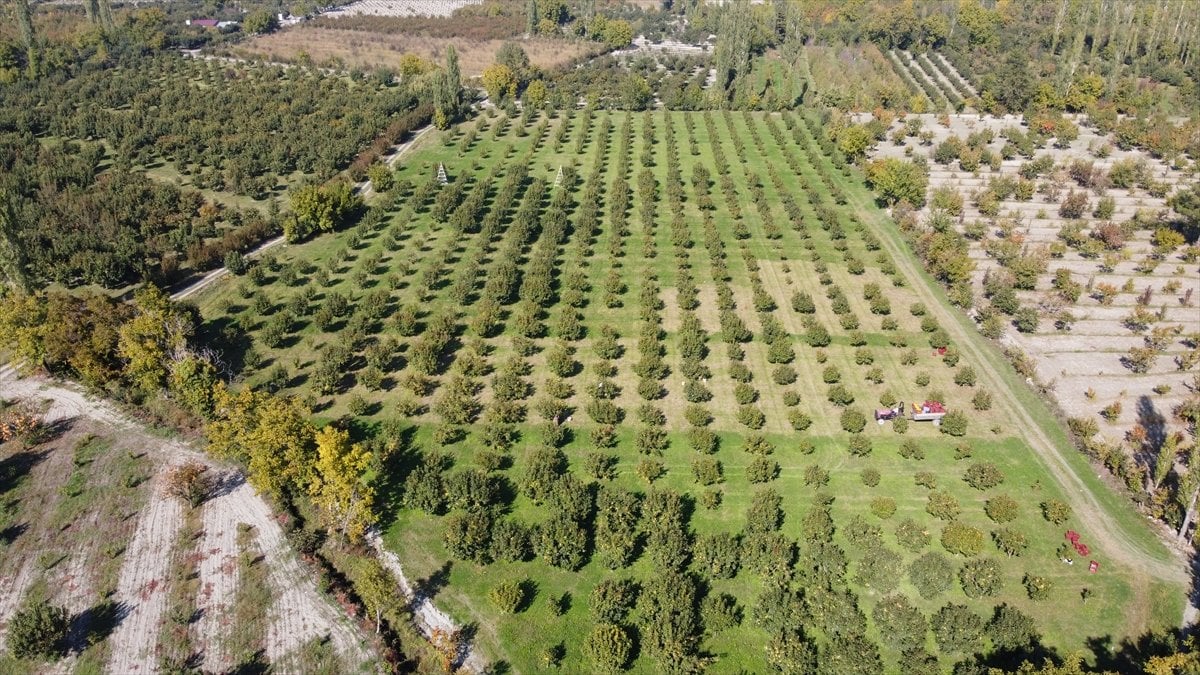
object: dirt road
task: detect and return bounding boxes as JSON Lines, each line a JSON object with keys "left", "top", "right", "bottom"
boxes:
{"left": 845, "top": 186, "right": 1189, "bottom": 589}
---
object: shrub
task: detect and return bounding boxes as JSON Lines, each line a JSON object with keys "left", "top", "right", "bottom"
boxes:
{"left": 959, "top": 558, "right": 1003, "bottom": 598}
{"left": 164, "top": 461, "right": 215, "bottom": 508}
{"left": 871, "top": 497, "right": 896, "bottom": 519}
{"left": 861, "top": 468, "right": 881, "bottom": 487}
{"left": 909, "top": 552, "right": 956, "bottom": 599}
{"left": 896, "top": 518, "right": 931, "bottom": 552}
{"left": 927, "top": 491, "right": 960, "bottom": 520}
{"left": 992, "top": 527, "right": 1028, "bottom": 556}
{"left": 939, "top": 410, "right": 968, "bottom": 436}
{"left": 954, "top": 366, "right": 977, "bottom": 387}
{"left": 840, "top": 407, "right": 867, "bottom": 434}
{"left": 7, "top": 600, "right": 68, "bottom": 659}
{"left": 972, "top": 390, "right": 993, "bottom": 411}
{"left": 584, "top": 623, "right": 632, "bottom": 673}
{"left": 985, "top": 495, "right": 1020, "bottom": 523}
{"left": 1023, "top": 573, "right": 1052, "bottom": 600}
{"left": 737, "top": 405, "right": 766, "bottom": 429}
{"left": 892, "top": 415, "right": 909, "bottom": 434}
{"left": 788, "top": 410, "right": 812, "bottom": 431}
{"left": 827, "top": 385, "right": 854, "bottom": 406}
{"left": 591, "top": 578, "right": 637, "bottom": 623}
{"left": 899, "top": 439, "right": 924, "bottom": 460}
{"left": 747, "top": 457, "right": 780, "bottom": 483}
{"left": 1041, "top": 499, "right": 1072, "bottom": 524}
{"left": 804, "top": 464, "right": 830, "bottom": 487}
{"left": 848, "top": 435, "right": 872, "bottom": 456}
{"left": 941, "top": 521, "right": 984, "bottom": 556}
{"left": 772, "top": 366, "right": 797, "bottom": 385}
{"left": 963, "top": 462, "right": 1004, "bottom": 490}
{"left": 489, "top": 580, "right": 527, "bottom": 613}
{"left": 692, "top": 457, "right": 723, "bottom": 486}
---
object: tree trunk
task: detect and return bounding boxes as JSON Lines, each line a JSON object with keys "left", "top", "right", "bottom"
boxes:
{"left": 1178, "top": 486, "right": 1199, "bottom": 541}
{"left": 1051, "top": 0, "right": 1069, "bottom": 54}
{"left": 375, "top": 608, "right": 382, "bottom": 634}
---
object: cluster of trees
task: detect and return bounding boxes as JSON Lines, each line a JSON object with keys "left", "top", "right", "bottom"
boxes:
{"left": 0, "top": 134, "right": 276, "bottom": 288}
{"left": 3, "top": 55, "right": 425, "bottom": 195}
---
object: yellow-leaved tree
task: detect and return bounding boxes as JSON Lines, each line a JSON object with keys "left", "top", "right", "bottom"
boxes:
{"left": 117, "top": 285, "right": 194, "bottom": 396}
{"left": 309, "top": 425, "right": 375, "bottom": 543}
{"left": 206, "top": 383, "right": 315, "bottom": 498}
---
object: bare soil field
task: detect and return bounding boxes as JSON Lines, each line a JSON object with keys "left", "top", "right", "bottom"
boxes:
{"left": 0, "top": 370, "right": 374, "bottom": 673}
{"left": 234, "top": 26, "right": 603, "bottom": 75}
{"left": 860, "top": 112, "right": 1199, "bottom": 451}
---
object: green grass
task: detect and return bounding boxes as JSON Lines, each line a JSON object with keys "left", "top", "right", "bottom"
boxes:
{"left": 195, "top": 108, "right": 1183, "bottom": 672}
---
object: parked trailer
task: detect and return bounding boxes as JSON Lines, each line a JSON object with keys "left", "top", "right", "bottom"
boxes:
{"left": 910, "top": 400, "right": 947, "bottom": 425}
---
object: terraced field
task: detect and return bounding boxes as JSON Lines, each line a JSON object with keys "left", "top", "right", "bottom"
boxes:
{"left": 192, "top": 108, "right": 1184, "bottom": 672}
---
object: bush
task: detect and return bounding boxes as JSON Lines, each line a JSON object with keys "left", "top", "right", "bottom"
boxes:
{"left": 848, "top": 435, "right": 872, "bottom": 456}
{"left": 926, "top": 491, "right": 960, "bottom": 520}
{"left": 1023, "top": 573, "right": 1052, "bottom": 600}
{"left": 772, "top": 366, "right": 797, "bottom": 385}
{"left": 590, "top": 578, "right": 637, "bottom": 623}
{"left": 896, "top": 518, "right": 931, "bottom": 552}
{"left": 939, "top": 410, "right": 968, "bottom": 436}
{"left": 909, "top": 552, "right": 956, "bottom": 599}
{"left": 164, "top": 461, "right": 214, "bottom": 508}
{"left": 941, "top": 521, "right": 984, "bottom": 556}
{"left": 840, "top": 407, "right": 867, "bottom": 434}
{"left": 747, "top": 457, "right": 780, "bottom": 483}
{"left": 963, "top": 462, "right": 1004, "bottom": 490}
{"left": 972, "top": 389, "right": 992, "bottom": 411}
{"left": 584, "top": 623, "right": 633, "bottom": 673}
{"left": 736, "top": 405, "right": 766, "bottom": 429}
{"left": 954, "top": 366, "right": 977, "bottom": 387}
{"left": 788, "top": 410, "right": 812, "bottom": 431}
{"left": 1041, "top": 499, "right": 1072, "bottom": 524}
{"left": 489, "top": 580, "right": 527, "bottom": 613}
{"left": 7, "top": 600, "right": 68, "bottom": 659}
{"left": 959, "top": 558, "right": 1003, "bottom": 598}
{"left": 692, "top": 457, "right": 723, "bottom": 486}
{"left": 985, "top": 495, "right": 1020, "bottom": 523}
{"left": 861, "top": 468, "right": 881, "bottom": 487}
{"left": 992, "top": 527, "right": 1028, "bottom": 556}
{"left": 871, "top": 497, "right": 896, "bottom": 519}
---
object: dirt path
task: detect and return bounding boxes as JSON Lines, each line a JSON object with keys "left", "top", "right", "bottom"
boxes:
{"left": 366, "top": 531, "right": 485, "bottom": 673}
{"left": 171, "top": 235, "right": 286, "bottom": 302}
{"left": 0, "top": 370, "right": 373, "bottom": 670}
{"left": 106, "top": 466, "right": 186, "bottom": 674}
{"left": 358, "top": 125, "right": 435, "bottom": 201}
{"left": 194, "top": 485, "right": 242, "bottom": 673}
{"left": 846, "top": 188, "right": 1188, "bottom": 587}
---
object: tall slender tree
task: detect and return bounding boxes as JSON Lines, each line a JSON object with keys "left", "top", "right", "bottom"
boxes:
{"left": 0, "top": 191, "right": 30, "bottom": 293}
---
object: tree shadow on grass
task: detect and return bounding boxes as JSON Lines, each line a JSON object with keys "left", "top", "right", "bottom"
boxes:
{"left": 412, "top": 560, "right": 452, "bottom": 605}
{"left": 0, "top": 448, "right": 50, "bottom": 495}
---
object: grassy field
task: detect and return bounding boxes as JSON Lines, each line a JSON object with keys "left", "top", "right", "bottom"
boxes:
{"left": 193, "top": 108, "right": 1183, "bottom": 672}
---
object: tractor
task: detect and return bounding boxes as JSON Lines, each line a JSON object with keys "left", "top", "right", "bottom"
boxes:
{"left": 874, "top": 401, "right": 904, "bottom": 424}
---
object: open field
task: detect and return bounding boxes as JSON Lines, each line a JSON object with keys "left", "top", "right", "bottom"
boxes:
{"left": 859, "top": 113, "right": 1199, "bottom": 455}
{"left": 190, "top": 107, "right": 1186, "bottom": 672}
{"left": 0, "top": 371, "right": 374, "bottom": 673}
{"left": 233, "top": 27, "right": 604, "bottom": 75}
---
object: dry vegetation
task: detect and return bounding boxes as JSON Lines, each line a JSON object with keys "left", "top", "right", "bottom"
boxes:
{"left": 233, "top": 27, "right": 603, "bottom": 75}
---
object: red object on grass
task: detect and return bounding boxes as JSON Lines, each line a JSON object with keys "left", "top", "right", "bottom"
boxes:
{"left": 1075, "top": 542, "right": 1090, "bottom": 556}
{"left": 1089, "top": 560, "right": 1099, "bottom": 573}
{"left": 1065, "top": 530, "right": 1080, "bottom": 544}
